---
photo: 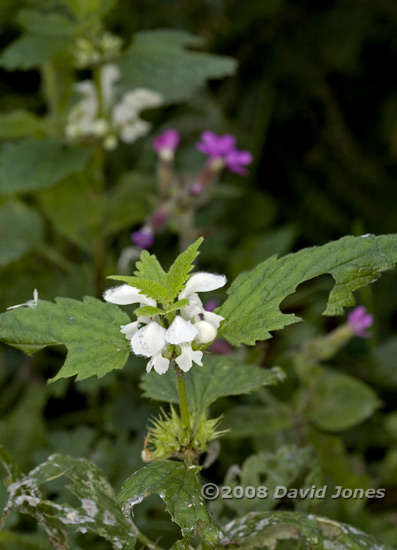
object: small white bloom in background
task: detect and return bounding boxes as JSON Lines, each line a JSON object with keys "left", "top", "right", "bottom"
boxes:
{"left": 103, "top": 271, "right": 226, "bottom": 375}
{"left": 7, "top": 289, "right": 39, "bottom": 310}
{"left": 65, "top": 64, "right": 163, "bottom": 150}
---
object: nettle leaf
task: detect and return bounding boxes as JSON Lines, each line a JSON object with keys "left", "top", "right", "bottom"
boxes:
{"left": 1, "top": 451, "right": 136, "bottom": 550}
{"left": 0, "top": 297, "right": 130, "bottom": 382}
{"left": 221, "top": 511, "right": 392, "bottom": 550}
{"left": 307, "top": 372, "right": 380, "bottom": 431}
{"left": 0, "top": 139, "right": 91, "bottom": 194}
{"left": 118, "top": 30, "right": 236, "bottom": 103}
{"left": 141, "top": 355, "right": 285, "bottom": 416}
{"left": 134, "top": 305, "right": 164, "bottom": 317}
{"left": 134, "top": 250, "right": 167, "bottom": 285}
{"left": 117, "top": 460, "right": 222, "bottom": 545}
{"left": 165, "top": 237, "right": 203, "bottom": 300}
{"left": 0, "top": 200, "right": 43, "bottom": 268}
{"left": 219, "top": 234, "right": 397, "bottom": 346}
{"left": 0, "top": 110, "right": 46, "bottom": 139}
{"left": 0, "top": 34, "right": 68, "bottom": 70}
{"left": 108, "top": 275, "right": 168, "bottom": 303}
{"left": 165, "top": 299, "right": 190, "bottom": 314}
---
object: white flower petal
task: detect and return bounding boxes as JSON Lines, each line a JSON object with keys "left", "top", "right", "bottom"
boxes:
{"left": 120, "top": 119, "right": 150, "bottom": 143}
{"left": 131, "top": 322, "right": 166, "bottom": 357}
{"left": 176, "top": 343, "right": 203, "bottom": 372}
{"left": 103, "top": 284, "right": 156, "bottom": 306}
{"left": 165, "top": 316, "right": 198, "bottom": 345}
{"left": 120, "top": 321, "right": 140, "bottom": 340}
{"left": 179, "top": 272, "right": 227, "bottom": 300}
{"left": 203, "top": 311, "right": 224, "bottom": 330}
{"left": 193, "top": 320, "right": 217, "bottom": 344}
{"left": 181, "top": 293, "right": 203, "bottom": 320}
{"left": 146, "top": 352, "right": 170, "bottom": 375}
{"left": 101, "top": 63, "right": 120, "bottom": 109}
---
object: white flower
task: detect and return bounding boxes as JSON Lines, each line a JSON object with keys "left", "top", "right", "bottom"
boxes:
{"left": 103, "top": 284, "right": 155, "bottom": 306}
{"left": 176, "top": 343, "right": 203, "bottom": 372}
{"left": 7, "top": 289, "right": 39, "bottom": 310}
{"left": 131, "top": 322, "right": 167, "bottom": 357}
{"left": 165, "top": 316, "right": 198, "bottom": 344}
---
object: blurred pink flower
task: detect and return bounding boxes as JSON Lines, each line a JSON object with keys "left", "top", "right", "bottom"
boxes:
{"left": 153, "top": 129, "right": 180, "bottom": 160}
{"left": 131, "top": 227, "right": 154, "bottom": 249}
{"left": 347, "top": 306, "right": 374, "bottom": 338}
{"left": 196, "top": 131, "right": 253, "bottom": 175}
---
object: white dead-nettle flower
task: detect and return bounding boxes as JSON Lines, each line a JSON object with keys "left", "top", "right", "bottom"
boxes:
{"left": 7, "top": 289, "right": 39, "bottom": 310}
{"left": 103, "top": 272, "right": 226, "bottom": 375}
{"left": 65, "top": 64, "right": 162, "bottom": 149}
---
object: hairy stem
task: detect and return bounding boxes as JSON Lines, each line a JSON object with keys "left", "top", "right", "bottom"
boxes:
{"left": 175, "top": 365, "right": 191, "bottom": 430}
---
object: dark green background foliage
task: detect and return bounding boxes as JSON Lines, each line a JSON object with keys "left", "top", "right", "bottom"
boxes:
{"left": 0, "top": 0, "right": 397, "bottom": 548}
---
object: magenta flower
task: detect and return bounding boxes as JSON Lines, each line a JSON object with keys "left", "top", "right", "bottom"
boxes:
{"left": 196, "top": 131, "right": 253, "bottom": 175}
{"left": 204, "top": 299, "right": 219, "bottom": 312}
{"left": 153, "top": 129, "right": 180, "bottom": 160}
{"left": 347, "top": 306, "right": 374, "bottom": 338}
{"left": 131, "top": 227, "right": 154, "bottom": 249}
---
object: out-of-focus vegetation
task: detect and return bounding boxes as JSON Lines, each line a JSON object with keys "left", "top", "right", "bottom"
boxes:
{"left": 0, "top": 0, "right": 397, "bottom": 548}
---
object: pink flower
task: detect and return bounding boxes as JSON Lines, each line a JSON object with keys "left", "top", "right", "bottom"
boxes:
{"left": 196, "top": 131, "right": 253, "bottom": 175}
{"left": 131, "top": 227, "right": 154, "bottom": 249}
{"left": 347, "top": 306, "right": 374, "bottom": 338}
{"left": 153, "top": 129, "right": 180, "bottom": 160}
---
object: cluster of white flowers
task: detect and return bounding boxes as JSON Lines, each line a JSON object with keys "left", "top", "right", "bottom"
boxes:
{"left": 104, "top": 272, "right": 226, "bottom": 374}
{"left": 65, "top": 64, "right": 162, "bottom": 150}
{"left": 73, "top": 32, "right": 122, "bottom": 68}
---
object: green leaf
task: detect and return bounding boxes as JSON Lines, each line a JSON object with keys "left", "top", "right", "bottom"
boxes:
{"left": 0, "top": 34, "right": 68, "bottom": 70}
{"left": 164, "top": 299, "right": 190, "bottom": 313}
{"left": 165, "top": 237, "right": 203, "bottom": 300}
{"left": 307, "top": 372, "right": 380, "bottom": 431}
{"left": 117, "top": 460, "right": 222, "bottom": 545}
{"left": 108, "top": 275, "right": 168, "bottom": 303}
{"left": 0, "top": 297, "right": 130, "bottom": 382}
{"left": 118, "top": 30, "right": 236, "bottom": 103}
{"left": 37, "top": 174, "right": 105, "bottom": 251}
{"left": 17, "top": 9, "right": 77, "bottom": 37}
{"left": 0, "top": 200, "right": 43, "bottom": 268}
{"left": 218, "top": 234, "right": 397, "bottom": 346}
{"left": 0, "top": 110, "right": 46, "bottom": 140}
{"left": 223, "top": 446, "right": 320, "bottom": 514}
{"left": 141, "top": 355, "right": 286, "bottom": 416}
{"left": 221, "top": 511, "right": 393, "bottom": 549}
{"left": 134, "top": 250, "right": 167, "bottom": 286}
{"left": 0, "top": 139, "right": 91, "bottom": 194}
{"left": 2, "top": 452, "right": 136, "bottom": 549}
{"left": 134, "top": 305, "right": 164, "bottom": 317}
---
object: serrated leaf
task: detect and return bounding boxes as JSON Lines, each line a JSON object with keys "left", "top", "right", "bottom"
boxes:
{"left": 0, "top": 110, "right": 46, "bottom": 139}
{"left": 165, "top": 238, "right": 203, "bottom": 300}
{"left": 0, "top": 139, "right": 91, "bottom": 194}
{"left": 307, "top": 372, "right": 380, "bottom": 431}
{"left": 117, "top": 460, "right": 222, "bottom": 545}
{"left": 221, "top": 511, "right": 392, "bottom": 549}
{"left": 218, "top": 234, "right": 397, "bottom": 346}
{"left": 108, "top": 275, "right": 168, "bottom": 303}
{"left": 141, "top": 355, "right": 285, "bottom": 416}
{"left": 0, "top": 34, "right": 68, "bottom": 70}
{"left": 0, "top": 200, "right": 43, "bottom": 268}
{"left": 164, "top": 299, "right": 190, "bottom": 313}
{"left": 3, "top": 452, "right": 136, "bottom": 550}
{"left": 134, "top": 250, "right": 167, "bottom": 285}
{"left": 134, "top": 305, "right": 164, "bottom": 317}
{"left": 118, "top": 30, "right": 236, "bottom": 103}
{"left": 0, "top": 297, "right": 130, "bottom": 382}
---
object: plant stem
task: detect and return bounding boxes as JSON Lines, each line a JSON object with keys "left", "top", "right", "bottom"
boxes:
{"left": 174, "top": 365, "right": 191, "bottom": 430}
{"left": 41, "top": 61, "right": 61, "bottom": 137}
{"left": 129, "top": 519, "right": 165, "bottom": 550}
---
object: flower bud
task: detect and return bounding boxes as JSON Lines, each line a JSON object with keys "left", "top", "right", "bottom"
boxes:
{"left": 194, "top": 320, "right": 217, "bottom": 344}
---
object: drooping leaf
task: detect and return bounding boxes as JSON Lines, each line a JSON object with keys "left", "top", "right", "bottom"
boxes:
{"left": 0, "top": 297, "right": 130, "bottom": 382}
{"left": 165, "top": 237, "right": 203, "bottom": 300}
{"left": 117, "top": 460, "right": 222, "bottom": 545}
{"left": 218, "top": 234, "right": 397, "bottom": 346}
{"left": 0, "top": 139, "right": 91, "bottom": 194}
{"left": 0, "top": 35, "right": 68, "bottom": 70}
{"left": 118, "top": 30, "right": 236, "bottom": 103}
{"left": 0, "top": 200, "right": 43, "bottom": 268}
{"left": 141, "top": 355, "right": 286, "bottom": 416}
{"left": 1, "top": 451, "right": 136, "bottom": 550}
{"left": 307, "top": 372, "right": 380, "bottom": 431}
{"left": 134, "top": 250, "right": 167, "bottom": 286}
{"left": 0, "top": 110, "right": 46, "bottom": 139}
{"left": 221, "top": 511, "right": 392, "bottom": 549}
